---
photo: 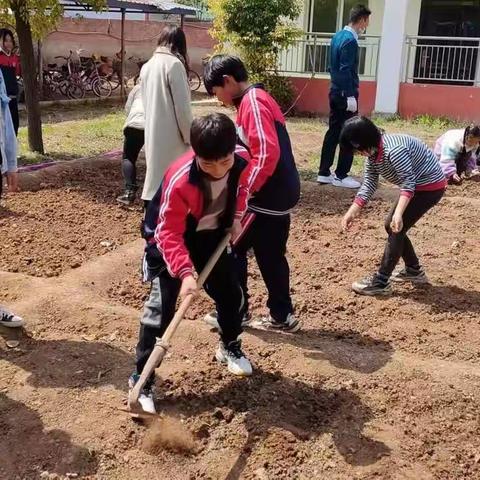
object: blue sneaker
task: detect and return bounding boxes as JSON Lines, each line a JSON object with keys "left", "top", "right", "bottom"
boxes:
{"left": 128, "top": 373, "right": 156, "bottom": 414}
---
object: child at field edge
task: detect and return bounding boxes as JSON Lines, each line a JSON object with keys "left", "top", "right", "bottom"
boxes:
{"left": 129, "top": 113, "right": 253, "bottom": 414}
{"left": 116, "top": 82, "right": 145, "bottom": 206}
{"left": 341, "top": 116, "right": 447, "bottom": 297}
{"left": 434, "top": 125, "right": 480, "bottom": 185}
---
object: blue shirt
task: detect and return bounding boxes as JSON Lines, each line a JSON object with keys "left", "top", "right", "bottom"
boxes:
{"left": 328, "top": 27, "right": 359, "bottom": 98}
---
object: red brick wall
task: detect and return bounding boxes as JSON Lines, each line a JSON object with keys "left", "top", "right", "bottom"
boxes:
{"left": 399, "top": 83, "right": 480, "bottom": 122}
{"left": 43, "top": 18, "right": 215, "bottom": 74}
{"left": 289, "top": 77, "right": 377, "bottom": 116}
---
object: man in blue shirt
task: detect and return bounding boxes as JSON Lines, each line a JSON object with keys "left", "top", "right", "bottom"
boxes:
{"left": 317, "top": 4, "right": 371, "bottom": 189}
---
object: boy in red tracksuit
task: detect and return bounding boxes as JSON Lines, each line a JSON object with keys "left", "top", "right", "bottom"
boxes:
{"left": 129, "top": 113, "right": 253, "bottom": 414}
{"left": 203, "top": 55, "right": 301, "bottom": 333}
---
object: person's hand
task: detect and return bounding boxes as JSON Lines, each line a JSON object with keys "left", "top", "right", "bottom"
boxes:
{"left": 390, "top": 212, "right": 404, "bottom": 233}
{"left": 342, "top": 206, "right": 360, "bottom": 232}
{"left": 346, "top": 96, "right": 358, "bottom": 113}
{"left": 229, "top": 219, "right": 242, "bottom": 242}
{"left": 180, "top": 275, "right": 197, "bottom": 300}
{"left": 452, "top": 173, "right": 462, "bottom": 185}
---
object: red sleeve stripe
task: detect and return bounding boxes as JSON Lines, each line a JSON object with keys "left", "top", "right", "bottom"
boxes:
{"left": 155, "top": 161, "right": 193, "bottom": 257}
{"left": 247, "top": 88, "right": 267, "bottom": 190}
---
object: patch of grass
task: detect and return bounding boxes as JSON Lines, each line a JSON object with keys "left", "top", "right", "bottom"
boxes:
{"left": 18, "top": 110, "right": 125, "bottom": 165}
{"left": 411, "top": 114, "right": 461, "bottom": 130}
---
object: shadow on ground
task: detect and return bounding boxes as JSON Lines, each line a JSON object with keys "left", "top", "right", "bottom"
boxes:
{"left": 0, "top": 332, "right": 132, "bottom": 392}
{"left": 247, "top": 327, "right": 393, "bottom": 374}
{"left": 0, "top": 393, "right": 99, "bottom": 478}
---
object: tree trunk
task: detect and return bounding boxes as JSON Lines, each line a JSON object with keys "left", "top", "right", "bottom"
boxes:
{"left": 13, "top": 6, "right": 44, "bottom": 154}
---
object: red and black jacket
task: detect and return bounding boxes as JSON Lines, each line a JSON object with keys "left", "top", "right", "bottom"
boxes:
{"left": 143, "top": 146, "right": 250, "bottom": 280}
{"left": 0, "top": 51, "right": 20, "bottom": 97}
{"left": 235, "top": 84, "right": 300, "bottom": 216}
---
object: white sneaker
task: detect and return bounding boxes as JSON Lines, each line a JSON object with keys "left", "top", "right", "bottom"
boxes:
{"left": 250, "top": 313, "right": 302, "bottom": 333}
{"left": 204, "top": 311, "right": 251, "bottom": 332}
{"left": 138, "top": 392, "right": 156, "bottom": 414}
{"left": 317, "top": 174, "right": 334, "bottom": 184}
{"left": 128, "top": 374, "right": 156, "bottom": 414}
{"left": 215, "top": 340, "right": 252, "bottom": 376}
{"left": 0, "top": 307, "right": 24, "bottom": 328}
{"left": 332, "top": 176, "right": 361, "bottom": 189}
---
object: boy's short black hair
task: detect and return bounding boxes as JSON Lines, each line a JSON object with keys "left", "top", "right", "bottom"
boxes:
{"left": 203, "top": 55, "right": 249, "bottom": 96}
{"left": 349, "top": 4, "right": 372, "bottom": 24}
{"left": 191, "top": 113, "right": 237, "bottom": 160}
{"left": 340, "top": 116, "right": 382, "bottom": 152}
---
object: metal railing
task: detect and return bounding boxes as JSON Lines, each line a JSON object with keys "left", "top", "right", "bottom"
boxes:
{"left": 277, "top": 32, "right": 381, "bottom": 79}
{"left": 404, "top": 35, "right": 480, "bottom": 86}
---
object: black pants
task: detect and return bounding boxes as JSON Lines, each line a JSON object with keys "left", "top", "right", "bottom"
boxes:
{"left": 136, "top": 229, "right": 243, "bottom": 379}
{"left": 235, "top": 213, "right": 293, "bottom": 323}
{"left": 9, "top": 98, "right": 18, "bottom": 136}
{"left": 319, "top": 93, "right": 356, "bottom": 179}
{"left": 377, "top": 189, "right": 445, "bottom": 279}
{"left": 122, "top": 127, "right": 144, "bottom": 191}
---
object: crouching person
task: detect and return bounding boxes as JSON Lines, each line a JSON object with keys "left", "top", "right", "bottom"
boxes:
{"left": 129, "top": 113, "right": 253, "bottom": 414}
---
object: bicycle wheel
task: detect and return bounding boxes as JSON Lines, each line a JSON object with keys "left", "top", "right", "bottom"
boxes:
{"left": 92, "top": 77, "right": 113, "bottom": 98}
{"left": 58, "top": 79, "right": 70, "bottom": 98}
{"left": 188, "top": 70, "right": 202, "bottom": 91}
{"left": 67, "top": 82, "right": 85, "bottom": 100}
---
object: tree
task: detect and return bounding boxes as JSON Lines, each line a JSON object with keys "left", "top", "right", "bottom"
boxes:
{"left": 208, "top": 0, "right": 302, "bottom": 109}
{"left": 0, "top": 0, "right": 104, "bottom": 153}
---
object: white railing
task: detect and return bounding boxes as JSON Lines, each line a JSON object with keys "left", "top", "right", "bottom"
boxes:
{"left": 404, "top": 35, "right": 480, "bottom": 86}
{"left": 277, "top": 32, "right": 381, "bottom": 80}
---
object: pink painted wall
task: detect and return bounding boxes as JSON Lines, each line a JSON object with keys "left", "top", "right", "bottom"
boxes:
{"left": 399, "top": 83, "right": 480, "bottom": 122}
{"left": 43, "top": 18, "right": 214, "bottom": 74}
{"left": 289, "top": 77, "right": 377, "bottom": 116}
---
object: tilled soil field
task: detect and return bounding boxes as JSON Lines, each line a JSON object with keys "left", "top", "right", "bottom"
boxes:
{"left": 1, "top": 156, "right": 480, "bottom": 480}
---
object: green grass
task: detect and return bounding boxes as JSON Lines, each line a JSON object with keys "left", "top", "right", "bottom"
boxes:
{"left": 18, "top": 110, "right": 125, "bottom": 164}
{"left": 16, "top": 103, "right": 465, "bottom": 180}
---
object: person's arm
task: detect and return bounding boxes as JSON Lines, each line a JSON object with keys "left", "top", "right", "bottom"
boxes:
{"left": 391, "top": 145, "right": 417, "bottom": 198}
{"left": 15, "top": 54, "right": 21, "bottom": 77}
{"left": 168, "top": 60, "right": 193, "bottom": 145}
{"left": 439, "top": 137, "right": 459, "bottom": 179}
{"left": 241, "top": 95, "right": 281, "bottom": 195}
{"left": 234, "top": 146, "right": 252, "bottom": 221}
{"left": 154, "top": 185, "right": 195, "bottom": 281}
{"left": 124, "top": 85, "right": 137, "bottom": 115}
{"left": 338, "top": 40, "right": 358, "bottom": 102}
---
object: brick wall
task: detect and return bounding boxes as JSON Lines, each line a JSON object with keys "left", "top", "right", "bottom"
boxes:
{"left": 43, "top": 18, "right": 215, "bottom": 75}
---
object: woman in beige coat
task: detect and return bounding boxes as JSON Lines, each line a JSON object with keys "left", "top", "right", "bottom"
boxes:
{"left": 140, "top": 25, "right": 193, "bottom": 203}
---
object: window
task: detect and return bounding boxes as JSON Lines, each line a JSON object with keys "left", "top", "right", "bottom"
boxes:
{"left": 306, "top": 0, "right": 369, "bottom": 75}
{"left": 310, "top": 0, "right": 339, "bottom": 33}
{"left": 308, "top": 0, "right": 369, "bottom": 33}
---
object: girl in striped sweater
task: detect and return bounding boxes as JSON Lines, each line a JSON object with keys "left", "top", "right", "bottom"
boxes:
{"left": 341, "top": 116, "right": 447, "bottom": 296}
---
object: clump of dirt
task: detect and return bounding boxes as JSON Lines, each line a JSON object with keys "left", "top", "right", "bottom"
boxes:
{"left": 142, "top": 416, "right": 196, "bottom": 455}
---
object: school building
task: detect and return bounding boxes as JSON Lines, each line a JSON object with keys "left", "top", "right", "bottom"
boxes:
{"left": 280, "top": 0, "right": 480, "bottom": 121}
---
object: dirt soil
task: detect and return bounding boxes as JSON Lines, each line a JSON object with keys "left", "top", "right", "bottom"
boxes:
{"left": 1, "top": 154, "right": 480, "bottom": 480}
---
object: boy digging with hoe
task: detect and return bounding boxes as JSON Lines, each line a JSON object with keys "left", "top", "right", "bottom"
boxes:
{"left": 129, "top": 113, "right": 253, "bottom": 415}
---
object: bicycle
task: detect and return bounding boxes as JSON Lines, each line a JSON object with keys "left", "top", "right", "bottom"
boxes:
{"left": 187, "top": 68, "right": 202, "bottom": 91}
{"left": 54, "top": 50, "right": 85, "bottom": 100}
{"left": 79, "top": 55, "right": 112, "bottom": 98}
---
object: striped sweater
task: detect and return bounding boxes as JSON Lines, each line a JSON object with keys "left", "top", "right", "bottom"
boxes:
{"left": 355, "top": 134, "right": 447, "bottom": 207}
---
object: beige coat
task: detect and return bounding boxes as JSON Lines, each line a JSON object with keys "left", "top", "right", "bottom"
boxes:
{"left": 140, "top": 47, "right": 192, "bottom": 200}
{"left": 124, "top": 84, "right": 144, "bottom": 131}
